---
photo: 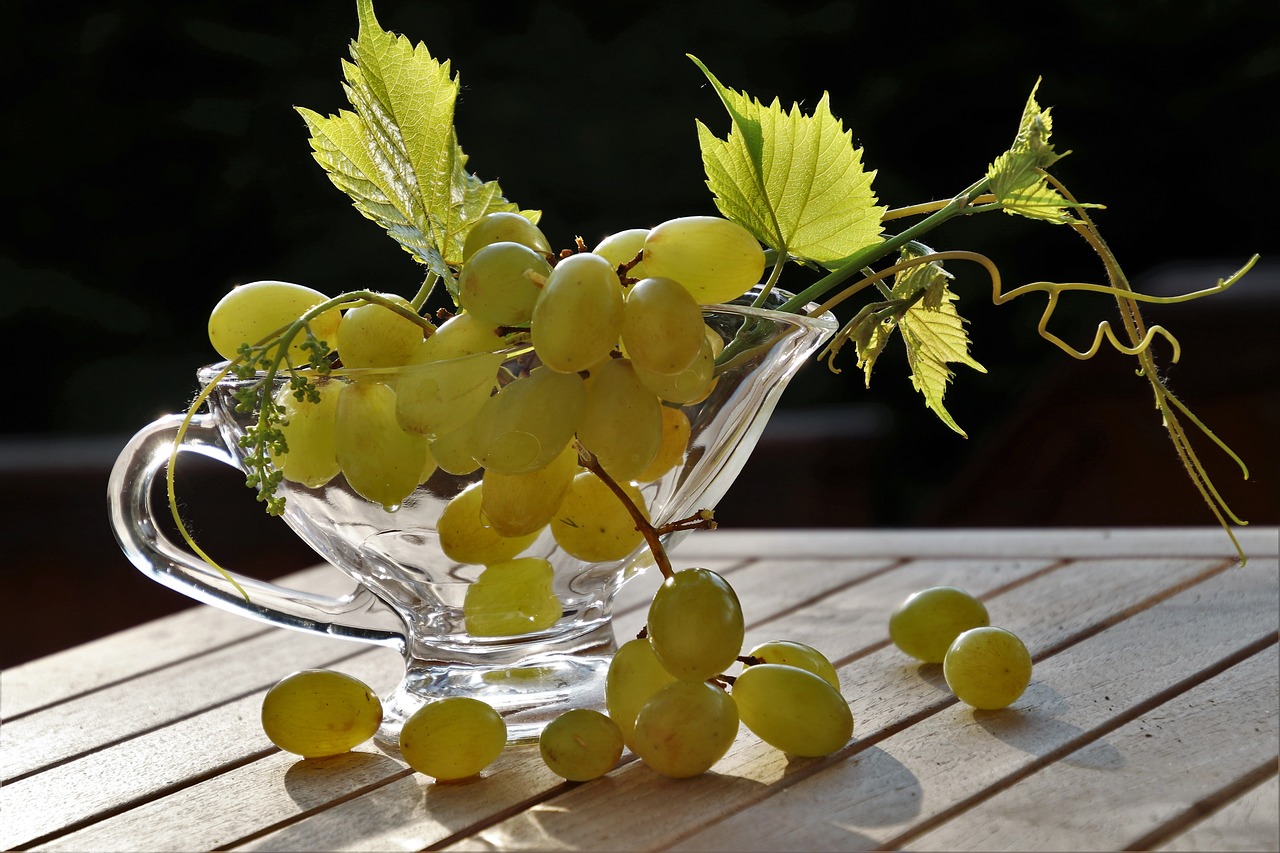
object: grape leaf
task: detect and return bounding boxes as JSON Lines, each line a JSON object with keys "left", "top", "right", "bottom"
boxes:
{"left": 894, "top": 259, "right": 986, "bottom": 436}
{"left": 690, "top": 56, "right": 885, "bottom": 269}
{"left": 296, "top": 0, "right": 534, "bottom": 284}
{"left": 986, "top": 80, "right": 1078, "bottom": 224}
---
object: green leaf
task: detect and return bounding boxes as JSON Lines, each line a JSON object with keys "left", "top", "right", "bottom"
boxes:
{"left": 296, "top": 0, "right": 534, "bottom": 285}
{"left": 894, "top": 258, "right": 986, "bottom": 436}
{"left": 986, "top": 79, "right": 1078, "bottom": 224}
{"left": 690, "top": 56, "right": 885, "bottom": 269}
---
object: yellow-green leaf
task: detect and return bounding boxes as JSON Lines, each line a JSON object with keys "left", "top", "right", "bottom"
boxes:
{"left": 297, "top": 0, "right": 534, "bottom": 282}
{"left": 690, "top": 56, "right": 885, "bottom": 269}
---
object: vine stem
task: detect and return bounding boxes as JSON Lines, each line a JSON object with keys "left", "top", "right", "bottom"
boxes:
{"left": 573, "top": 441, "right": 717, "bottom": 582}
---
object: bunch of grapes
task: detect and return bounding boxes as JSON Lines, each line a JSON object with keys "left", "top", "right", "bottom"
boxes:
{"left": 889, "top": 585, "right": 1033, "bottom": 709}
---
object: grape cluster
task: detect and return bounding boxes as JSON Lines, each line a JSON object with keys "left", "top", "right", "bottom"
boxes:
{"left": 208, "top": 211, "right": 769, "bottom": 636}
{"left": 889, "top": 585, "right": 1033, "bottom": 709}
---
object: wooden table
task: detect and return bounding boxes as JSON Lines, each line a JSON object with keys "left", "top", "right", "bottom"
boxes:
{"left": 4, "top": 527, "right": 1278, "bottom": 852}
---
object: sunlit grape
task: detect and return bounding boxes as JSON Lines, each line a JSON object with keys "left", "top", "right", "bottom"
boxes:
{"left": 458, "top": 241, "right": 553, "bottom": 327}
{"left": 260, "top": 669, "right": 382, "bottom": 758}
{"left": 481, "top": 442, "right": 579, "bottom": 537}
{"left": 592, "top": 228, "right": 650, "bottom": 279}
{"left": 889, "top": 586, "right": 990, "bottom": 664}
{"left": 334, "top": 380, "right": 429, "bottom": 510}
{"left": 469, "top": 366, "right": 585, "bottom": 475}
{"left": 531, "top": 252, "right": 624, "bottom": 373}
{"left": 462, "top": 211, "right": 552, "bottom": 262}
{"left": 463, "top": 556, "right": 562, "bottom": 637}
{"left": 399, "top": 697, "right": 507, "bottom": 780}
{"left": 605, "top": 636, "right": 678, "bottom": 745}
{"left": 622, "top": 276, "right": 706, "bottom": 375}
{"left": 208, "top": 280, "right": 342, "bottom": 364}
{"left": 647, "top": 567, "right": 744, "bottom": 682}
{"left": 943, "top": 626, "right": 1032, "bottom": 710}
{"left": 577, "top": 358, "right": 663, "bottom": 481}
{"left": 393, "top": 348, "right": 504, "bottom": 439}
{"left": 642, "top": 216, "right": 766, "bottom": 304}
{"left": 550, "top": 471, "right": 648, "bottom": 562}
{"left": 437, "top": 482, "right": 539, "bottom": 565}
{"left": 272, "top": 379, "right": 343, "bottom": 488}
{"left": 539, "top": 709, "right": 624, "bottom": 781}
{"left": 745, "top": 640, "right": 840, "bottom": 690}
{"left": 336, "top": 293, "right": 425, "bottom": 368}
{"left": 631, "top": 680, "right": 738, "bottom": 778}
{"left": 633, "top": 334, "right": 716, "bottom": 405}
{"left": 634, "top": 405, "right": 691, "bottom": 482}
{"left": 733, "top": 663, "right": 853, "bottom": 757}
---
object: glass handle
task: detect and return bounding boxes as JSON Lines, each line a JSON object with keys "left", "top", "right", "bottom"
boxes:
{"left": 107, "top": 413, "right": 407, "bottom": 652}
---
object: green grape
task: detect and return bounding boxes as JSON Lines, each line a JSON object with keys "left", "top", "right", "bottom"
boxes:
{"left": 481, "top": 442, "right": 579, "bottom": 538}
{"left": 889, "top": 586, "right": 990, "bottom": 664}
{"left": 463, "top": 557, "right": 561, "bottom": 637}
{"left": 393, "top": 348, "right": 504, "bottom": 439}
{"left": 577, "top": 358, "right": 664, "bottom": 481}
{"left": 745, "top": 640, "right": 841, "bottom": 690}
{"left": 539, "top": 708, "right": 625, "bottom": 781}
{"left": 271, "top": 379, "right": 343, "bottom": 488}
{"left": 463, "top": 558, "right": 560, "bottom": 636}
{"left": 621, "top": 277, "right": 706, "bottom": 375}
{"left": 208, "top": 279, "right": 342, "bottom": 364}
{"left": 606, "top": 637, "right": 678, "bottom": 745}
{"left": 469, "top": 366, "right": 586, "bottom": 475}
{"left": 260, "top": 669, "right": 382, "bottom": 758}
{"left": 462, "top": 211, "right": 552, "bottom": 262}
{"left": 398, "top": 696, "right": 507, "bottom": 780}
{"left": 458, "top": 241, "right": 553, "bottom": 328}
{"left": 631, "top": 680, "right": 738, "bottom": 778}
{"left": 647, "top": 568, "right": 744, "bottom": 682}
{"left": 437, "top": 482, "right": 539, "bottom": 565}
{"left": 418, "top": 312, "right": 509, "bottom": 360}
{"left": 531, "top": 252, "right": 625, "bottom": 373}
{"left": 732, "top": 663, "right": 853, "bottom": 757}
{"left": 634, "top": 404, "right": 691, "bottom": 482}
{"left": 336, "top": 293, "right": 426, "bottom": 369}
{"left": 633, "top": 334, "right": 716, "bottom": 405}
{"left": 335, "top": 380, "right": 428, "bottom": 511}
{"left": 550, "top": 471, "right": 648, "bottom": 562}
{"left": 943, "top": 626, "right": 1032, "bottom": 710}
{"left": 641, "top": 216, "right": 766, "bottom": 304}
{"left": 430, "top": 422, "right": 482, "bottom": 476}
{"left": 592, "top": 228, "right": 651, "bottom": 279}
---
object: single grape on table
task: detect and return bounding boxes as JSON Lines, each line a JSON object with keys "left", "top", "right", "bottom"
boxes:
{"left": 260, "top": 669, "right": 383, "bottom": 759}
{"left": 889, "top": 585, "right": 990, "bottom": 664}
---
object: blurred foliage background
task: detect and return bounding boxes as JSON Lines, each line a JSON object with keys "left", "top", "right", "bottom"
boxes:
{"left": 2, "top": 0, "right": 1276, "bottom": 664}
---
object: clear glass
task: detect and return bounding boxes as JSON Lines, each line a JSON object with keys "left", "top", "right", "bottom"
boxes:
{"left": 108, "top": 286, "right": 836, "bottom": 742}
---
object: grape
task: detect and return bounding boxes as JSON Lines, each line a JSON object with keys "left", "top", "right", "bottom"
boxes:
{"left": 469, "top": 366, "right": 586, "bottom": 475}
{"left": 393, "top": 348, "right": 504, "bottom": 439}
{"left": 336, "top": 293, "right": 425, "bottom": 368}
{"left": 260, "top": 669, "right": 382, "bottom": 758}
{"left": 634, "top": 405, "right": 691, "bottom": 482}
{"left": 463, "top": 556, "right": 561, "bottom": 637}
{"left": 419, "top": 312, "right": 509, "bottom": 360}
{"left": 592, "top": 228, "right": 650, "bottom": 279}
{"left": 481, "top": 442, "right": 579, "bottom": 538}
{"left": 745, "top": 640, "right": 840, "bottom": 690}
{"left": 622, "top": 277, "right": 706, "bottom": 375}
{"left": 208, "top": 280, "right": 342, "bottom": 364}
{"left": 943, "top": 626, "right": 1032, "bottom": 710}
{"left": 437, "top": 482, "right": 539, "bottom": 566}
{"left": 633, "top": 334, "right": 716, "bottom": 405}
{"left": 732, "top": 663, "right": 853, "bottom": 757}
{"left": 430, "top": 422, "right": 482, "bottom": 476}
{"left": 631, "top": 680, "right": 738, "bottom": 778}
{"left": 641, "top": 216, "right": 766, "bottom": 304}
{"left": 605, "top": 637, "right": 679, "bottom": 745}
{"left": 889, "top": 586, "right": 990, "bottom": 664}
{"left": 458, "top": 241, "right": 553, "bottom": 328}
{"left": 398, "top": 696, "right": 507, "bottom": 780}
{"left": 462, "top": 211, "right": 552, "bottom": 262}
{"left": 647, "top": 568, "right": 744, "bottom": 682}
{"left": 531, "top": 252, "right": 625, "bottom": 373}
{"left": 334, "top": 380, "right": 428, "bottom": 511}
{"left": 550, "top": 471, "right": 648, "bottom": 562}
{"left": 577, "top": 358, "right": 664, "bottom": 481}
{"left": 539, "top": 708, "right": 625, "bottom": 781}
{"left": 272, "top": 379, "right": 343, "bottom": 488}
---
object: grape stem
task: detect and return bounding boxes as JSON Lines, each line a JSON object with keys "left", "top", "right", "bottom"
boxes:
{"left": 573, "top": 441, "right": 717, "bottom": 581}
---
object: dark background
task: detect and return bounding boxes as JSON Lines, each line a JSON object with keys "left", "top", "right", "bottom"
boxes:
{"left": 3, "top": 0, "right": 1277, "bottom": 666}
